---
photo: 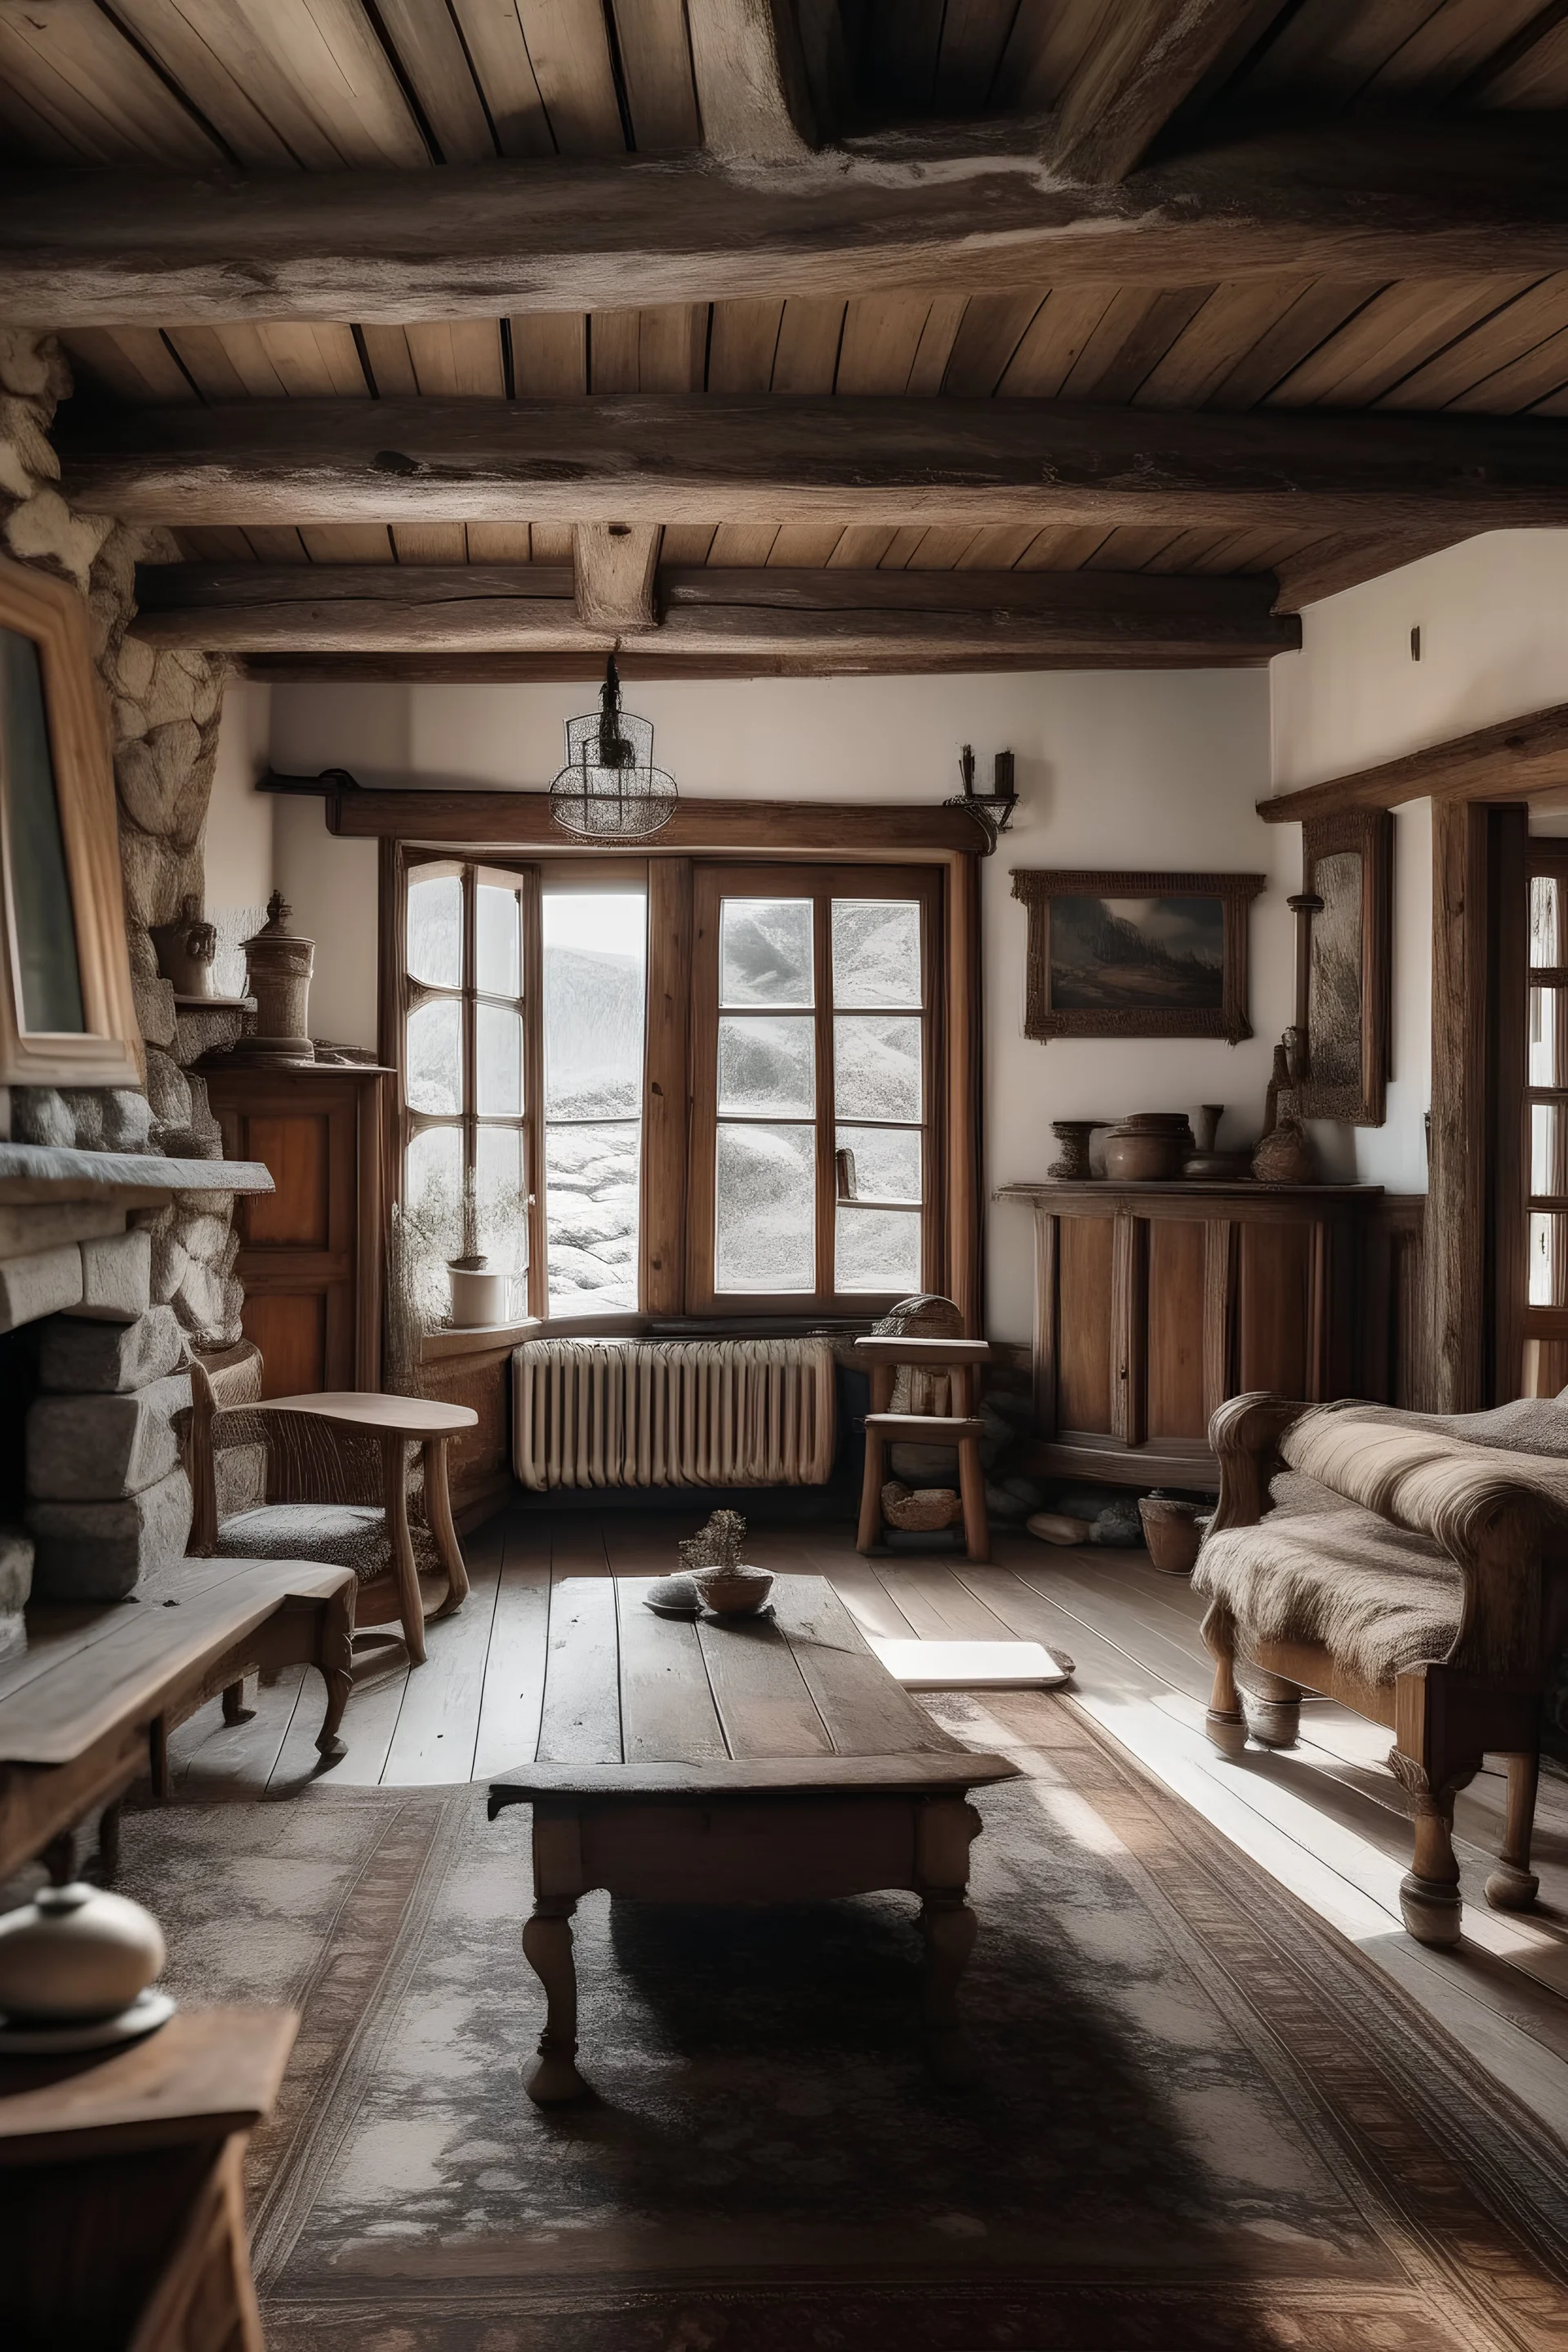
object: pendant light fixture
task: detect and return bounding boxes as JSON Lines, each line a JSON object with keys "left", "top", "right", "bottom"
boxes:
{"left": 548, "top": 656, "right": 677, "bottom": 840}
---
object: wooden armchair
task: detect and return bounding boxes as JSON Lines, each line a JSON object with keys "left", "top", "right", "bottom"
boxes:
{"left": 184, "top": 1361, "right": 473, "bottom": 1665}
{"left": 1195, "top": 1392, "right": 1568, "bottom": 1948}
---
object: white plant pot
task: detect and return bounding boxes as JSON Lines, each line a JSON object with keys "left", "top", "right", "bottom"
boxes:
{"left": 449, "top": 1263, "right": 509, "bottom": 1328}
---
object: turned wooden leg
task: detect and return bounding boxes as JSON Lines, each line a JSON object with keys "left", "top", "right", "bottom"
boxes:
{"left": 381, "top": 1432, "right": 425, "bottom": 1666}
{"left": 222, "top": 1675, "right": 257, "bottom": 1726}
{"left": 522, "top": 1900, "right": 586, "bottom": 2104}
{"left": 422, "top": 1436, "right": 470, "bottom": 1618}
{"left": 314, "top": 1580, "right": 354, "bottom": 1762}
{"left": 1390, "top": 1749, "right": 1464, "bottom": 1947}
{"left": 920, "top": 1893, "right": 979, "bottom": 2089}
{"left": 957, "top": 1435, "right": 990, "bottom": 1565}
{"left": 1200, "top": 1601, "right": 1248, "bottom": 1757}
{"left": 94, "top": 1798, "right": 121, "bottom": 1885}
{"left": 1486, "top": 1751, "right": 1541, "bottom": 1912}
{"left": 857, "top": 1423, "right": 886, "bottom": 1554}
{"left": 1240, "top": 1664, "right": 1302, "bottom": 1750}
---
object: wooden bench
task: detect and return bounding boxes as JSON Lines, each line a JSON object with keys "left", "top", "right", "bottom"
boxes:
{"left": 0, "top": 1555, "right": 355, "bottom": 1883}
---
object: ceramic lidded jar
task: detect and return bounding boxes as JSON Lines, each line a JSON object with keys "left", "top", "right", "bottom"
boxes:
{"left": 0, "top": 1882, "right": 166, "bottom": 2024}
{"left": 1101, "top": 1112, "right": 1194, "bottom": 1183}
{"left": 236, "top": 891, "right": 317, "bottom": 1065}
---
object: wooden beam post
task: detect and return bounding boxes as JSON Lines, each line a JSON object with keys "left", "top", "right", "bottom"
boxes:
{"left": 1053, "top": 0, "right": 1270, "bottom": 181}
{"left": 572, "top": 526, "right": 661, "bottom": 634}
{"left": 687, "top": 0, "right": 816, "bottom": 158}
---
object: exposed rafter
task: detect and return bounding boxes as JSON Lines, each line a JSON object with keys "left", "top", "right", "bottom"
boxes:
{"left": 572, "top": 526, "right": 661, "bottom": 633}
{"left": 9, "top": 117, "right": 1568, "bottom": 325}
{"left": 1051, "top": 0, "right": 1267, "bottom": 181}
{"left": 128, "top": 563, "right": 1298, "bottom": 671}
{"left": 67, "top": 396, "right": 1568, "bottom": 537}
{"left": 1261, "top": 702, "right": 1568, "bottom": 824}
{"left": 687, "top": 0, "right": 817, "bottom": 159}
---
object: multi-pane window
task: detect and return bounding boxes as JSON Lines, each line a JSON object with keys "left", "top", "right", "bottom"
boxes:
{"left": 541, "top": 888, "right": 646, "bottom": 1316}
{"left": 1527, "top": 866, "right": 1568, "bottom": 1314}
{"left": 692, "top": 865, "right": 940, "bottom": 1309}
{"left": 403, "top": 859, "right": 531, "bottom": 1302}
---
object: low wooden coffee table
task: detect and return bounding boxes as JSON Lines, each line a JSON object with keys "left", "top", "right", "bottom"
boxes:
{"left": 488, "top": 1573, "right": 1021, "bottom": 2097}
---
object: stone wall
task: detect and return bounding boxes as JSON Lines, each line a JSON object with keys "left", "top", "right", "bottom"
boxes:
{"left": 0, "top": 327, "right": 242, "bottom": 1355}
{"left": 0, "top": 327, "right": 245, "bottom": 1601}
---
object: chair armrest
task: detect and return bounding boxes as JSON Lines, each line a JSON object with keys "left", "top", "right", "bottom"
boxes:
{"left": 1206, "top": 1392, "right": 1311, "bottom": 1535}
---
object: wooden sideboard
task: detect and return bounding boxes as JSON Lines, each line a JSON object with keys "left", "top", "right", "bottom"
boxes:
{"left": 1000, "top": 1180, "right": 1388, "bottom": 1491}
{"left": 204, "top": 1062, "right": 388, "bottom": 1396}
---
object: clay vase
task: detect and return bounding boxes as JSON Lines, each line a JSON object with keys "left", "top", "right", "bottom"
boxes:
{"left": 149, "top": 898, "right": 218, "bottom": 1000}
{"left": 1138, "top": 1496, "right": 1205, "bottom": 1576}
{"left": 1102, "top": 1113, "right": 1193, "bottom": 1183}
{"left": 692, "top": 1563, "right": 774, "bottom": 1617}
{"left": 1182, "top": 1104, "right": 1250, "bottom": 1180}
{"left": 0, "top": 1882, "right": 165, "bottom": 2024}
{"left": 1251, "top": 1116, "right": 1317, "bottom": 1184}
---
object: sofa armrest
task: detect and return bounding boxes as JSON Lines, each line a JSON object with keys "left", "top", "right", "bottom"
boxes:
{"left": 1207, "top": 1392, "right": 1310, "bottom": 1535}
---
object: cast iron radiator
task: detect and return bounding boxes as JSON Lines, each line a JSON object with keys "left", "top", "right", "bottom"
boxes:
{"left": 511, "top": 1336, "right": 838, "bottom": 1490}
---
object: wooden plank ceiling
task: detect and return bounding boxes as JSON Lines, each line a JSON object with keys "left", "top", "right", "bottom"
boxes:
{"left": 7, "top": 0, "right": 1568, "bottom": 674}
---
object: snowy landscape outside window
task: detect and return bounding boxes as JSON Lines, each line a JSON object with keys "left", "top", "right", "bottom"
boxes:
{"left": 692, "top": 865, "right": 940, "bottom": 1311}
{"left": 542, "top": 888, "right": 647, "bottom": 1316}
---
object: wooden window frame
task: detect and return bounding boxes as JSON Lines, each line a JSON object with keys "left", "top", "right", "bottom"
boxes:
{"left": 381, "top": 841, "right": 983, "bottom": 1333}
{"left": 0, "top": 553, "right": 140, "bottom": 1088}
{"left": 687, "top": 862, "right": 947, "bottom": 1317}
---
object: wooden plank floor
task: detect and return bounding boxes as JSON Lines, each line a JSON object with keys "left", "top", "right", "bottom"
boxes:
{"left": 167, "top": 1508, "right": 1568, "bottom": 2136}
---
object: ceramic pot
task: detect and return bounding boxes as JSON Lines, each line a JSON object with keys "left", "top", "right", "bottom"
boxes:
{"left": 1138, "top": 1496, "right": 1205, "bottom": 1576}
{"left": 449, "top": 1262, "right": 509, "bottom": 1327}
{"left": 1102, "top": 1114, "right": 1193, "bottom": 1183}
{"left": 692, "top": 1563, "right": 774, "bottom": 1616}
{"left": 0, "top": 1882, "right": 165, "bottom": 2024}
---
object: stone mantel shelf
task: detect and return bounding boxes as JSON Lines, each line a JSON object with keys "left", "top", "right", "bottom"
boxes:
{"left": 0, "top": 1145, "right": 274, "bottom": 1207}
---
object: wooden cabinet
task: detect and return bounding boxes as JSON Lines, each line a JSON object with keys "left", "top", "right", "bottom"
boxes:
{"left": 1001, "top": 1180, "right": 1384, "bottom": 1490}
{"left": 204, "top": 1063, "right": 388, "bottom": 1396}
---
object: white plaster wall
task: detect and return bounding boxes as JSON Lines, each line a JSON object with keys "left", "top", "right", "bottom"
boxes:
{"left": 204, "top": 678, "right": 273, "bottom": 917}
{"left": 267, "top": 670, "right": 1277, "bottom": 1342}
{"left": 1267, "top": 528, "right": 1568, "bottom": 1192}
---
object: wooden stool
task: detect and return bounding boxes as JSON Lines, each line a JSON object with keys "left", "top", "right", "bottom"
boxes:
{"left": 854, "top": 1335, "right": 992, "bottom": 1563}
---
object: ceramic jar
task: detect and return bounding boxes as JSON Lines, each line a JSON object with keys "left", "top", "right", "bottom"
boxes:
{"left": 1102, "top": 1113, "right": 1194, "bottom": 1183}
{"left": 0, "top": 1882, "right": 165, "bottom": 2023}
{"left": 448, "top": 1262, "right": 510, "bottom": 1327}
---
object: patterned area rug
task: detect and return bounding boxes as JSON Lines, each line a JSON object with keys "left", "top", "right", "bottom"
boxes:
{"left": 118, "top": 1692, "right": 1568, "bottom": 2351}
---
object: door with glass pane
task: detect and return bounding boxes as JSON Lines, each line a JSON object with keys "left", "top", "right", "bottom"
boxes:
{"left": 688, "top": 865, "right": 942, "bottom": 1311}
{"left": 1524, "top": 850, "right": 1568, "bottom": 1392}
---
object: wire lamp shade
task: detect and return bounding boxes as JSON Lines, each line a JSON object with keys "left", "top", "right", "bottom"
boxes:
{"left": 549, "top": 656, "right": 677, "bottom": 840}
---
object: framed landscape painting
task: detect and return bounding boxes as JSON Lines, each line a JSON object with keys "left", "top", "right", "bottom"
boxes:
{"left": 1012, "top": 868, "right": 1263, "bottom": 1043}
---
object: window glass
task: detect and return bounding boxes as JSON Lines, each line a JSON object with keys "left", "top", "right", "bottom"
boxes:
{"left": 405, "top": 1121, "right": 462, "bottom": 1235}
{"left": 543, "top": 890, "right": 647, "bottom": 1314}
{"left": 836, "top": 1124, "right": 920, "bottom": 1203}
{"left": 407, "top": 866, "right": 462, "bottom": 988}
{"left": 835, "top": 1205, "right": 921, "bottom": 1293}
{"left": 833, "top": 1013, "right": 923, "bottom": 1124}
{"left": 718, "top": 1013, "right": 814, "bottom": 1117}
{"left": 405, "top": 998, "right": 462, "bottom": 1115}
{"left": 1530, "top": 875, "right": 1561, "bottom": 970}
{"left": 831, "top": 899, "right": 921, "bottom": 1007}
{"left": 476, "top": 1001, "right": 523, "bottom": 1116}
{"left": 715, "top": 1121, "right": 815, "bottom": 1291}
{"left": 476, "top": 880, "right": 520, "bottom": 996}
{"left": 720, "top": 898, "right": 813, "bottom": 1006}
{"left": 0, "top": 625, "right": 84, "bottom": 1033}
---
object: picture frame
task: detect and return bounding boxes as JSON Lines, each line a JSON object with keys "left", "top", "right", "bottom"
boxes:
{"left": 0, "top": 552, "right": 141, "bottom": 1089}
{"left": 1298, "top": 808, "right": 1392, "bottom": 1126}
{"left": 1011, "top": 867, "right": 1263, "bottom": 1043}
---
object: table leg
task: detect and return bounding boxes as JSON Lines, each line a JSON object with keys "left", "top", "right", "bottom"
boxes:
{"left": 314, "top": 1581, "right": 354, "bottom": 1762}
{"left": 422, "top": 1436, "right": 470, "bottom": 1618}
{"left": 381, "top": 1432, "right": 425, "bottom": 1666}
{"left": 522, "top": 1898, "right": 586, "bottom": 2103}
{"left": 920, "top": 1891, "right": 978, "bottom": 2089}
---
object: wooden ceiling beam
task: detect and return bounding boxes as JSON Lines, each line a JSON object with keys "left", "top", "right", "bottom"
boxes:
{"left": 1260, "top": 702, "right": 1568, "bottom": 823}
{"left": 10, "top": 117, "right": 1568, "bottom": 324}
{"left": 1269, "top": 530, "right": 1472, "bottom": 612}
{"left": 70, "top": 395, "right": 1568, "bottom": 537}
{"left": 128, "top": 562, "right": 1298, "bottom": 668}
{"left": 1053, "top": 0, "right": 1267, "bottom": 181}
{"left": 687, "top": 0, "right": 817, "bottom": 158}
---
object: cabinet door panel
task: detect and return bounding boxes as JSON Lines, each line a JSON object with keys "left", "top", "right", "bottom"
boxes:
{"left": 1057, "top": 1216, "right": 1114, "bottom": 1433}
{"left": 243, "top": 1292, "right": 327, "bottom": 1398}
{"left": 243, "top": 1113, "right": 332, "bottom": 1248}
{"left": 1146, "top": 1218, "right": 1208, "bottom": 1440}
{"left": 1236, "top": 1221, "right": 1312, "bottom": 1397}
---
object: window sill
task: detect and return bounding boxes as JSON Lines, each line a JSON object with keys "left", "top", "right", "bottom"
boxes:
{"left": 420, "top": 1317, "right": 543, "bottom": 1361}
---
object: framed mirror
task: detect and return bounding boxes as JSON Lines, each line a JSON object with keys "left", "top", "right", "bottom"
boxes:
{"left": 0, "top": 554, "right": 140, "bottom": 1089}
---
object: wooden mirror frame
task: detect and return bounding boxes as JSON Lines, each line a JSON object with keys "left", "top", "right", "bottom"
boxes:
{"left": 0, "top": 554, "right": 140, "bottom": 1088}
{"left": 1298, "top": 808, "right": 1392, "bottom": 1127}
